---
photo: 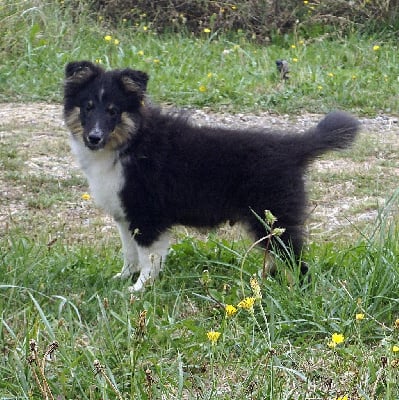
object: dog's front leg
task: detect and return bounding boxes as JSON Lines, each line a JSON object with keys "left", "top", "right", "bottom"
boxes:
{"left": 128, "top": 231, "right": 171, "bottom": 292}
{"left": 114, "top": 220, "right": 139, "bottom": 279}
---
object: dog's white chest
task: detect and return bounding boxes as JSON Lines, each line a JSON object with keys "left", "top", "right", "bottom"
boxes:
{"left": 71, "top": 139, "right": 125, "bottom": 219}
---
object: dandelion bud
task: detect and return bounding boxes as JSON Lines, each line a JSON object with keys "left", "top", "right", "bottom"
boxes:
{"left": 200, "top": 269, "right": 211, "bottom": 286}
{"left": 271, "top": 227, "right": 286, "bottom": 237}
{"left": 103, "top": 297, "right": 109, "bottom": 309}
{"left": 264, "top": 210, "right": 277, "bottom": 226}
{"left": 355, "top": 313, "right": 365, "bottom": 321}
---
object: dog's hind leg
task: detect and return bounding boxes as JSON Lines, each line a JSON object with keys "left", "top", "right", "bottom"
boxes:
{"left": 128, "top": 231, "right": 171, "bottom": 292}
{"left": 114, "top": 220, "right": 139, "bottom": 279}
{"left": 250, "top": 219, "right": 308, "bottom": 276}
{"left": 275, "top": 225, "right": 310, "bottom": 280}
{"left": 276, "top": 224, "right": 308, "bottom": 271}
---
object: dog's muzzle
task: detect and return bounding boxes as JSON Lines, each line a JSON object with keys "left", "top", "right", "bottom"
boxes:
{"left": 86, "top": 126, "right": 105, "bottom": 150}
{"left": 88, "top": 131, "right": 103, "bottom": 145}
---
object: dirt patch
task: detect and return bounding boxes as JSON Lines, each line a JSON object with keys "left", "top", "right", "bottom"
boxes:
{"left": 1, "top": 102, "right": 398, "bottom": 246}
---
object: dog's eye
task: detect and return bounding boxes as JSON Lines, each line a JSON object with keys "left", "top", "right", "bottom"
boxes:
{"left": 85, "top": 101, "right": 94, "bottom": 112}
{"left": 107, "top": 106, "right": 118, "bottom": 117}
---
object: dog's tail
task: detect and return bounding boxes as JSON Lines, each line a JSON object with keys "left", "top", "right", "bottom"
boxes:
{"left": 299, "top": 111, "right": 360, "bottom": 162}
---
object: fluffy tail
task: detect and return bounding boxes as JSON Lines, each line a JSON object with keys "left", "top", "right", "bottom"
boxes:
{"left": 300, "top": 111, "right": 360, "bottom": 161}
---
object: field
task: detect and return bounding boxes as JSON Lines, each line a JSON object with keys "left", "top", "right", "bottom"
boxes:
{"left": 1, "top": 1, "right": 399, "bottom": 399}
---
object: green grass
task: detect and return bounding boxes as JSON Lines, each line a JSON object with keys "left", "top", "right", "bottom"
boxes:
{"left": 1, "top": 1, "right": 399, "bottom": 398}
{"left": 1, "top": 202, "right": 399, "bottom": 399}
{"left": 1, "top": 1, "right": 399, "bottom": 114}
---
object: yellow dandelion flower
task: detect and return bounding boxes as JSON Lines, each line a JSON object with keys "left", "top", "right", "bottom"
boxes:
{"left": 225, "top": 304, "right": 238, "bottom": 317}
{"left": 137, "top": 50, "right": 144, "bottom": 56}
{"left": 237, "top": 297, "right": 256, "bottom": 310}
{"left": 317, "top": 85, "right": 323, "bottom": 90}
{"left": 203, "top": 28, "right": 211, "bottom": 33}
{"left": 143, "top": 26, "right": 148, "bottom": 31}
{"left": 81, "top": 193, "right": 91, "bottom": 201}
{"left": 394, "top": 319, "right": 399, "bottom": 329}
{"left": 373, "top": 45, "right": 380, "bottom": 51}
{"left": 335, "top": 396, "right": 349, "bottom": 400}
{"left": 291, "top": 44, "right": 296, "bottom": 49}
{"left": 299, "top": 40, "right": 304, "bottom": 45}
{"left": 303, "top": 0, "right": 309, "bottom": 4}
{"left": 328, "top": 332, "right": 345, "bottom": 348}
{"left": 393, "top": 345, "right": 399, "bottom": 352}
{"left": 356, "top": 313, "right": 365, "bottom": 321}
{"left": 231, "top": 5, "right": 237, "bottom": 10}
{"left": 207, "top": 331, "right": 221, "bottom": 344}
{"left": 199, "top": 85, "right": 207, "bottom": 92}
{"left": 122, "top": 18, "right": 127, "bottom": 23}
{"left": 327, "top": 72, "right": 334, "bottom": 77}
{"left": 153, "top": 58, "right": 160, "bottom": 64}
{"left": 292, "top": 57, "right": 298, "bottom": 62}
{"left": 104, "top": 35, "right": 112, "bottom": 42}
{"left": 114, "top": 39, "right": 120, "bottom": 45}
{"left": 207, "top": 72, "right": 213, "bottom": 78}
{"left": 332, "top": 333, "right": 345, "bottom": 344}
{"left": 95, "top": 58, "right": 102, "bottom": 64}
{"left": 352, "top": 75, "right": 357, "bottom": 80}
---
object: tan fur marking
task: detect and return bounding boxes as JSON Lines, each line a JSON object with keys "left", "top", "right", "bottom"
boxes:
{"left": 121, "top": 76, "right": 141, "bottom": 94}
{"left": 65, "top": 108, "right": 83, "bottom": 141}
{"left": 107, "top": 113, "right": 137, "bottom": 149}
{"left": 67, "top": 66, "right": 95, "bottom": 85}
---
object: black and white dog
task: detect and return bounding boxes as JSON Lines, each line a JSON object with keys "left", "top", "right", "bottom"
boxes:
{"left": 64, "top": 61, "right": 359, "bottom": 291}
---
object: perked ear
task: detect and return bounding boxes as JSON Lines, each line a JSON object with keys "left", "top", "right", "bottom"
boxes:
{"left": 65, "top": 61, "right": 103, "bottom": 84}
{"left": 119, "top": 69, "right": 149, "bottom": 94}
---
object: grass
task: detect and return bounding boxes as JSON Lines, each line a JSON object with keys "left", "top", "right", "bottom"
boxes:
{"left": 1, "top": 1, "right": 399, "bottom": 114}
{"left": 1, "top": 1, "right": 399, "bottom": 398}
{"left": 1, "top": 205, "right": 399, "bottom": 399}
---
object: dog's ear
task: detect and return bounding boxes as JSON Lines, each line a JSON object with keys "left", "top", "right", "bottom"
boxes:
{"left": 119, "top": 69, "right": 149, "bottom": 94}
{"left": 65, "top": 61, "right": 102, "bottom": 87}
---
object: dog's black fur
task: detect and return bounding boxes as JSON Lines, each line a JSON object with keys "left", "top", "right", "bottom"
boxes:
{"left": 64, "top": 61, "right": 359, "bottom": 288}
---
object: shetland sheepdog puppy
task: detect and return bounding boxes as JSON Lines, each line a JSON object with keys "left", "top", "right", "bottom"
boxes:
{"left": 64, "top": 61, "right": 359, "bottom": 291}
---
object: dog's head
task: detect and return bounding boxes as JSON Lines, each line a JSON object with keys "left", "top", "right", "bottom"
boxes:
{"left": 64, "top": 61, "right": 149, "bottom": 151}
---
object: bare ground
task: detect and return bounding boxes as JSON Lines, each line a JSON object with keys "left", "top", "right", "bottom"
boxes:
{"left": 1, "top": 103, "right": 398, "bottom": 248}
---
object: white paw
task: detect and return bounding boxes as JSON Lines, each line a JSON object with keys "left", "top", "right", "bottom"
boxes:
{"left": 113, "top": 263, "right": 137, "bottom": 279}
{"left": 128, "top": 282, "right": 144, "bottom": 292}
{"left": 128, "top": 278, "right": 147, "bottom": 292}
{"left": 127, "top": 269, "right": 154, "bottom": 292}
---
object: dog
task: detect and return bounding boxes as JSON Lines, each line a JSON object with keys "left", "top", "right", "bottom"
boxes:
{"left": 63, "top": 60, "right": 360, "bottom": 291}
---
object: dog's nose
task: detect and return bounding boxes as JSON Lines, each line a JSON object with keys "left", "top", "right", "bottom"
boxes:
{"left": 88, "top": 131, "right": 103, "bottom": 145}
